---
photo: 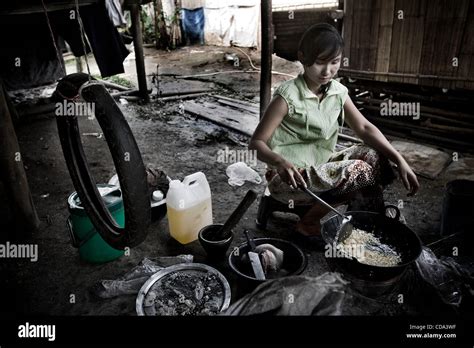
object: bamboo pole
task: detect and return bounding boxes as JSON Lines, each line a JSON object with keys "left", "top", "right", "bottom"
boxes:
{"left": 260, "top": 0, "right": 273, "bottom": 120}
{"left": 353, "top": 97, "right": 474, "bottom": 126}
{"left": 340, "top": 68, "right": 474, "bottom": 82}
{"left": 99, "top": 79, "right": 131, "bottom": 92}
{"left": 353, "top": 96, "right": 474, "bottom": 121}
{"left": 360, "top": 104, "right": 474, "bottom": 136}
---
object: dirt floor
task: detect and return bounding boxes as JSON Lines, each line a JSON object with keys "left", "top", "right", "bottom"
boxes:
{"left": 1, "top": 45, "right": 470, "bottom": 316}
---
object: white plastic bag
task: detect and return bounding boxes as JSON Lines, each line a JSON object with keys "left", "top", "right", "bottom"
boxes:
{"left": 91, "top": 255, "right": 193, "bottom": 299}
{"left": 226, "top": 162, "right": 262, "bottom": 187}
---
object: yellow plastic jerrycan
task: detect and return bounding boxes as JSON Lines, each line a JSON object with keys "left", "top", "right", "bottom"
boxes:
{"left": 166, "top": 172, "right": 213, "bottom": 244}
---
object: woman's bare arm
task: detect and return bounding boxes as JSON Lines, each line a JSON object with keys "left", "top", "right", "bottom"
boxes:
{"left": 343, "top": 96, "right": 420, "bottom": 196}
{"left": 249, "top": 96, "right": 306, "bottom": 187}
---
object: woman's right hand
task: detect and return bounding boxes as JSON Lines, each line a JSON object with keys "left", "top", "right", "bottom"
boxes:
{"left": 276, "top": 159, "right": 307, "bottom": 189}
{"left": 397, "top": 158, "right": 420, "bottom": 196}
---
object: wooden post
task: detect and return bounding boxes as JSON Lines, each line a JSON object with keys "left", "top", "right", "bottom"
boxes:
{"left": 260, "top": 0, "right": 273, "bottom": 120}
{"left": 0, "top": 82, "right": 40, "bottom": 240}
{"left": 130, "top": 3, "right": 150, "bottom": 102}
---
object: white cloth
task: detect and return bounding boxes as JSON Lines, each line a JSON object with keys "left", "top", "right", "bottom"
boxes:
{"left": 105, "top": 0, "right": 127, "bottom": 28}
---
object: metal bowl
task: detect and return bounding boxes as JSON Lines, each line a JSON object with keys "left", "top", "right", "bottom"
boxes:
{"left": 136, "top": 263, "right": 231, "bottom": 316}
{"left": 228, "top": 238, "right": 307, "bottom": 283}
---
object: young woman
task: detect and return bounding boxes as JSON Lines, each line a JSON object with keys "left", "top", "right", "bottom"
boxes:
{"left": 249, "top": 23, "right": 419, "bottom": 237}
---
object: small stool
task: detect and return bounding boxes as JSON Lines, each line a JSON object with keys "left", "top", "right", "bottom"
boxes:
{"left": 255, "top": 187, "right": 312, "bottom": 229}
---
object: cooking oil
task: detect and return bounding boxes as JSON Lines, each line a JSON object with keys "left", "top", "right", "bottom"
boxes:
{"left": 166, "top": 172, "right": 213, "bottom": 244}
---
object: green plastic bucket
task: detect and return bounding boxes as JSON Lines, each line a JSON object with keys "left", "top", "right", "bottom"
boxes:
{"left": 67, "top": 184, "right": 125, "bottom": 263}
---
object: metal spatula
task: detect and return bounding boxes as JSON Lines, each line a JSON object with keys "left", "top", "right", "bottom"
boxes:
{"left": 300, "top": 186, "right": 354, "bottom": 244}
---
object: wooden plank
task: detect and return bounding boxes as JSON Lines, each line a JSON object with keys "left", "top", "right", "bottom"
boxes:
{"left": 345, "top": 80, "right": 473, "bottom": 121}
{"left": 362, "top": 116, "right": 474, "bottom": 147}
{"left": 339, "top": 0, "right": 474, "bottom": 90}
{"left": 444, "top": 0, "right": 469, "bottom": 89}
{"left": 158, "top": 92, "right": 207, "bottom": 102}
{"left": 359, "top": 1, "right": 373, "bottom": 72}
{"left": 184, "top": 100, "right": 361, "bottom": 147}
{"left": 183, "top": 100, "right": 259, "bottom": 136}
{"left": 364, "top": 112, "right": 474, "bottom": 137}
{"left": 215, "top": 99, "right": 259, "bottom": 114}
{"left": 418, "top": 105, "right": 474, "bottom": 122}
{"left": 381, "top": 126, "right": 474, "bottom": 152}
{"left": 339, "top": 68, "right": 474, "bottom": 82}
{"left": 111, "top": 89, "right": 140, "bottom": 98}
{"left": 465, "top": 56, "right": 474, "bottom": 91}
{"left": 419, "top": 1, "right": 442, "bottom": 87}
{"left": 375, "top": 0, "right": 395, "bottom": 82}
{"left": 418, "top": 2, "right": 432, "bottom": 87}
{"left": 368, "top": 0, "right": 381, "bottom": 73}
{"left": 393, "top": 0, "right": 414, "bottom": 84}
{"left": 429, "top": 0, "right": 468, "bottom": 89}
{"left": 356, "top": 103, "right": 474, "bottom": 128}
{"left": 387, "top": 0, "right": 425, "bottom": 85}
{"left": 99, "top": 80, "right": 131, "bottom": 92}
{"left": 212, "top": 94, "right": 258, "bottom": 108}
{"left": 404, "top": 0, "right": 426, "bottom": 85}
{"left": 398, "top": 0, "right": 411, "bottom": 84}
{"left": 350, "top": 0, "right": 361, "bottom": 71}
{"left": 356, "top": 1, "right": 365, "bottom": 72}
{"left": 455, "top": 0, "right": 474, "bottom": 90}
{"left": 388, "top": 0, "right": 404, "bottom": 84}
{"left": 342, "top": 0, "right": 353, "bottom": 70}
{"left": 410, "top": 131, "right": 474, "bottom": 152}
{"left": 158, "top": 89, "right": 213, "bottom": 97}
{"left": 431, "top": 1, "right": 455, "bottom": 86}
{"left": 420, "top": 119, "right": 474, "bottom": 135}
{"left": 352, "top": 97, "right": 474, "bottom": 127}
{"left": 158, "top": 79, "right": 216, "bottom": 96}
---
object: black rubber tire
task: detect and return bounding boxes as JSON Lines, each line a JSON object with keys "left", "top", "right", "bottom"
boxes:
{"left": 55, "top": 73, "right": 150, "bottom": 249}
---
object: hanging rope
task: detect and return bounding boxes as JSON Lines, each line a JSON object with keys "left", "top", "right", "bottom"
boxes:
{"left": 74, "top": 0, "right": 93, "bottom": 81}
{"left": 40, "top": 0, "right": 66, "bottom": 76}
{"left": 40, "top": 0, "right": 97, "bottom": 95}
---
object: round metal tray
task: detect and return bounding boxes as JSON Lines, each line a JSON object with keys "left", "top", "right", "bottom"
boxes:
{"left": 136, "top": 263, "right": 231, "bottom": 316}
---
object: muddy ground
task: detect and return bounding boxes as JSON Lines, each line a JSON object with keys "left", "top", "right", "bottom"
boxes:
{"left": 1, "top": 45, "right": 468, "bottom": 317}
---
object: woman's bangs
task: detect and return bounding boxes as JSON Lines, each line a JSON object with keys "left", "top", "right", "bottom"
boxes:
{"left": 316, "top": 38, "right": 342, "bottom": 62}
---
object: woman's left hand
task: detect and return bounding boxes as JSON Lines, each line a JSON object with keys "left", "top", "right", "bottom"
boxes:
{"left": 397, "top": 159, "right": 420, "bottom": 196}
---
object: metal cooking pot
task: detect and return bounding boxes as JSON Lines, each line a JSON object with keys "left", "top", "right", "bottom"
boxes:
{"left": 321, "top": 205, "right": 422, "bottom": 281}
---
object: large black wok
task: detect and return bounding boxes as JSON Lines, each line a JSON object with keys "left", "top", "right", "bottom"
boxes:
{"left": 321, "top": 205, "right": 422, "bottom": 281}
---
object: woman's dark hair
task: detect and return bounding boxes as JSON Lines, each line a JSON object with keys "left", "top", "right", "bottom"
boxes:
{"left": 298, "top": 23, "right": 344, "bottom": 66}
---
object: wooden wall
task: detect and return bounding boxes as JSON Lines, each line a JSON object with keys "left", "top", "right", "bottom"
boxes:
{"left": 273, "top": 9, "right": 340, "bottom": 61}
{"left": 341, "top": 0, "right": 474, "bottom": 91}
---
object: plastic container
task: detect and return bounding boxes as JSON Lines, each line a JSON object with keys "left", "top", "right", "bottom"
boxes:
{"left": 67, "top": 184, "right": 125, "bottom": 263}
{"left": 166, "top": 172, "right": 213, "bottom": 244}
